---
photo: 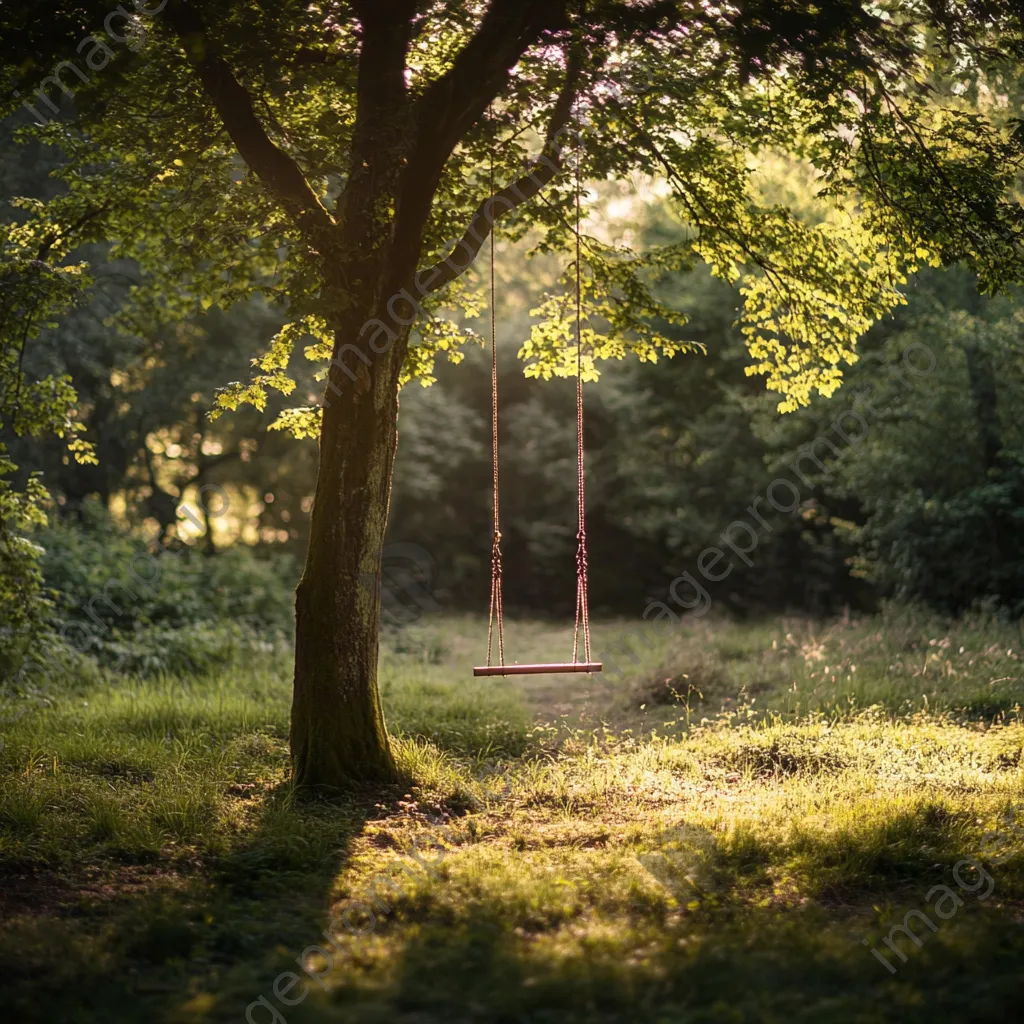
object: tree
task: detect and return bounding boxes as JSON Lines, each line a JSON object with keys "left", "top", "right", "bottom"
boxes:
{"left": 0, "top": 167, "right": 96, "bottom": 672}
{"left": 823, "top": 266, "right": 1024, "bottom": 614}
{"left": 3, "top": 0, "right": 1024, "bottom": 788}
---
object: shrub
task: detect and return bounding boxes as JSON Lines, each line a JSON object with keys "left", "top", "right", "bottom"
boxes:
{"left": 37, "top": 502, "right": 297, "bottom": 636}
{"left": 5, "top": 502, "right": 298, "bottom": 680}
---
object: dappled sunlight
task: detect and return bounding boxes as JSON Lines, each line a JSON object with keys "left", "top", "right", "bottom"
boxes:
{"left": 286, "top": 710, "right": 1024, "bottom": 1020}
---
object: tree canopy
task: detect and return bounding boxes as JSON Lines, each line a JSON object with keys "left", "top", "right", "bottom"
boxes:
{"left": 3, "top": 3, "right": 1024, "bottom": 406}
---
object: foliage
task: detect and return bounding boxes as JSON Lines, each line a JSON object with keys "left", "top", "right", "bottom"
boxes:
{"left": 86, "top": 620, "right": 291, "bottom": 679}
{"left": 823, "top": 271, "right": 1024, "bottom": 614}
{"left": 381, "top": 243, "right": 1024, "bottom": 618}
{"left": 0, "top": 114, "right": 320, "bottom": 562}
{"left": 0, "top": 453, "right": 50, "bottom": 675}
{"left": 0, "top": 176, "right": 96, "bottom": 662}
{"left": 2, "top": 5, "right": 1024, "bottom": 733}
{"left": 2, "top": 501, "right": 299, "bottom": 680}
{"left": 1, "top": 1, "right": 1023, "bottom": 429}
{"left": 38, "top": 502, "right": 295, "bottom": 632}
{"left": 10, "top": 119, "right": 1024, "bottom": 622}
{"left": 26, "top": 501, "right": 296, "bottom": 672}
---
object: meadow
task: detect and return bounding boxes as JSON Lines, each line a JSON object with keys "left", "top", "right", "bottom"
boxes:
{"left": 2, "top": 606, "right": 1023, "bottom": 1023}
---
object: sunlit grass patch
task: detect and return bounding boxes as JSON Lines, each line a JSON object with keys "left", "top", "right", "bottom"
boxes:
{"left": 382, "top": 674, "right": 531, "bottom": 758}
{"left": 304, "top": 715, "right": 1024, "bottom": 1021}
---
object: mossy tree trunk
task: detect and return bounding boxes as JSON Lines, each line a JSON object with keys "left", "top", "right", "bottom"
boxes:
{"left": 290, "top": 305, "right": 410, "bottom": 789}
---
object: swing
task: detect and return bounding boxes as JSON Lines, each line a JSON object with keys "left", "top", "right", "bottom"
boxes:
{"left": 473, "top": 128, "right": 601, "bottom": 679}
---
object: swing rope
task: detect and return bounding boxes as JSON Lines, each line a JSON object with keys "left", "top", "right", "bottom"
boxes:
{"left": 484, "top": 104, "right": 592, "bottom": 670}
{"left": 571, "top": 122, "right": 592, "bottom": 665}
{"left": 486, "top": 138, "right": 506, "bottom": 668}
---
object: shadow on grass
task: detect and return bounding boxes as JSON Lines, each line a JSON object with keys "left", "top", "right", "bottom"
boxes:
{"left": 316, "top": 896, "right": 1024, "bottom": 1024}
{"left": 276, "top": 805, "right": 1024, "bottom": 1023}
{"left": 0, "top": 779, "right": 377, "bottom": 1024}
{"left": 6, "top": 789, "right": 1021, "bottom": 1023}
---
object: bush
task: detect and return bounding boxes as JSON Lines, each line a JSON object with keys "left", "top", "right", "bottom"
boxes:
{"left": 89, "top": 621, "right": 291, "bottom": 678}
{"left": 36, "top": 502, "right": 296, "bottom": 632}
{"left": 8, "top": 502, "right": 298, "bottom": 678}
{"left": 0, "top": 453, "right": 51, "bottom": 675}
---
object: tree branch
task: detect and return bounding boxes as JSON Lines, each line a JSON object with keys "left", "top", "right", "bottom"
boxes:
{"left": 166, "top": 5, "right": 336, "bottom": 248}
{"left": 389, "top": 0, "right": 570, "bottom": 281}
{"left": 412, "top": 0, "right": 570, "bottom": 171}
{"left": 414, "top": 52, "right": 581, "bottom": 295}
{"left": 335, "top": 3, "right": 418, "bottom": 257}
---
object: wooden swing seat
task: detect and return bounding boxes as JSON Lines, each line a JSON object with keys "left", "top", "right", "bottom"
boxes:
{"left": 474, "top": 662, "right": 602, "bottom": 677}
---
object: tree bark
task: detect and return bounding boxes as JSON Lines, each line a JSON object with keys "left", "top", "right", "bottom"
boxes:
{"left": 290, "top": 307, "right": 407, "bottom": 790}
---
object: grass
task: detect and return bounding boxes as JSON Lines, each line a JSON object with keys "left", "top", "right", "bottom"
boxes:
{"left": 1, "top": 606, "right": 1023, "bottom": 1022}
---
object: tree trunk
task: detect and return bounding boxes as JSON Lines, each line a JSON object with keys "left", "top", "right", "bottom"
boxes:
{"left": 290, "top": 309, "right": 407, "bottom": 790}
{"left": 963, "top": 340, "right": 1001, "bottom": 472}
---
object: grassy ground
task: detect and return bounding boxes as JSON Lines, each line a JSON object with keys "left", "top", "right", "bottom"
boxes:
{"left": 2, "top": 606, "right": 1024, "bottom": 1023}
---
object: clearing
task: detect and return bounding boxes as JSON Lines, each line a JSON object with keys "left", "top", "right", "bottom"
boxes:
{"left": 2, "top": 607, "right": 1023, "bottom": 1023}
